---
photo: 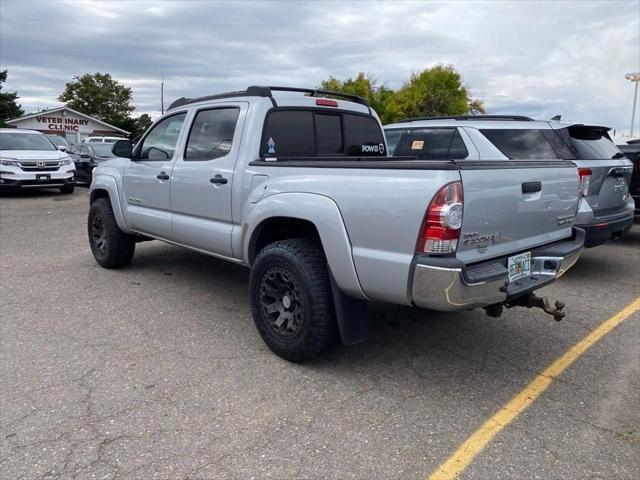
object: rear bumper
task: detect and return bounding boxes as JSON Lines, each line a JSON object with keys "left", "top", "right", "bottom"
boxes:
{"left": 577, "top": 213, "right": 634, "bottom": 248}
{"left": 410, "top": 228, "right": 585, "bottom": 312}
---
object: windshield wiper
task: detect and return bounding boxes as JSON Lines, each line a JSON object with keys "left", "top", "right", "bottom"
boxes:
{"left": 611, "top": 152, "right": 627, "bottom": 159}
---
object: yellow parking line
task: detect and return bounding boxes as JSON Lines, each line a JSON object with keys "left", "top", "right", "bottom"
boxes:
{"left": 428, "top": 297, "right": 640, "bottom": 480}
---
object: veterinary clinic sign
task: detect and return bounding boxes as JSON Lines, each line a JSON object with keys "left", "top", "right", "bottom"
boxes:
{"left": 35, "top": 115, "right": 89, "bottom": 132}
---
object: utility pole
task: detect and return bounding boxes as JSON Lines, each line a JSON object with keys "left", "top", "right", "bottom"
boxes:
{"left": 161, "top": 73, "right": 165, "bottom": 115}
{"left": 626, "top": 73, "right": 640, "bottom": 138}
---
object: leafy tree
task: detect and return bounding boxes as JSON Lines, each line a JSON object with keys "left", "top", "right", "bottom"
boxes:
{"left": 135, "top": 113, "right": 153, "bottom": 135}
{"left": 319, "top": 66, "right": 484, "bottom": 124}
{"left": 319, "top": 73, "right": 397, "bottom": 124}
{"left": 0, "top": 70, "right": 24, "bottom": 126}
{"left": 111, "top": 113, "right": 153, "bottom": 139}
{"left": 391, "top": 64, "right": 485, "bottom": 119}
{"left": 58, "top": 73, "right": 135, "bottom": 125}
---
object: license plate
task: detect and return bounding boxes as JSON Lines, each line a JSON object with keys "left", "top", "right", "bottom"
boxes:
{"left": 36, "top": 174, "right": 51, "bottom": 181}
{"left": 508, "top": 252, "right": 531, "bottom": 282}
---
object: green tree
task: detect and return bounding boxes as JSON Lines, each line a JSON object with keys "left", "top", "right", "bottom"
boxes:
{"left": 110, "top": 113, "right": 153, "bottom": 139}
{"left": 58, "top": 73, "right": 135, "bottom": 125}
{"left": 319, "top": 73, "right": 397, "bottom": 124}
{"left": 391, "top": 64, "right": 485, "bottom": 120}
{"left": 0, "top": 70, "right": 24, "bottom": 126}
{"left": 135, "top": 113, "right": 153, "bottom": 135}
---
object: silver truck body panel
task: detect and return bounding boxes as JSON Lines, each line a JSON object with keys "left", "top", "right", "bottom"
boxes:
{"left": 90, "top": 93, "right": 584, "bottom": 312}
{"left": 456, "top": 164, "right": 579, "bottom": 263}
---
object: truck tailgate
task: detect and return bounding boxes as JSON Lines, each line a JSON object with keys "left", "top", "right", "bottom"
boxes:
{"left": 457, "top": 160, "right": 580, "bottom": 264}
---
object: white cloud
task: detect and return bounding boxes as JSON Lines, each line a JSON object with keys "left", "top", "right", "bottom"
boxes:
{"left": 1, "top": 0, "right": 638, "bottom": 133}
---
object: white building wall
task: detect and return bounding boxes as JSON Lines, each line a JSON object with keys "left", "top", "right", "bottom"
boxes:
{"left": 9, "top": 109, "right": 126, "bottom": 143}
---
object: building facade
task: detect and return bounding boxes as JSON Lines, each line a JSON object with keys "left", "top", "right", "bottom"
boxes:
{"left": 6, "top": 106, "right": 129, "bottom": 143}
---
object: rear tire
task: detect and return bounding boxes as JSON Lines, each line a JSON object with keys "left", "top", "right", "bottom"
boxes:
{"left": 88, "top": 198, "right": 135, "bottom": 268}
{"left": 250, "top": 239, "right": 337, "bottom": 362}
{"left": 60, "top": 184, "right": 75, "bottom": 194}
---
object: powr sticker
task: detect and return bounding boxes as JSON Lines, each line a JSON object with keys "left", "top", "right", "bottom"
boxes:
{"left": 411, "top": 140, "right": 424, "bottom": 150}
{"left": 267, "top": 137, "right": 276, "bottom": 154}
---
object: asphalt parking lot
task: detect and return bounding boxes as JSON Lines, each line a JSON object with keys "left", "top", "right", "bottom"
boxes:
{"left": 1, "top": 188, "right": 639, "bottom": 480}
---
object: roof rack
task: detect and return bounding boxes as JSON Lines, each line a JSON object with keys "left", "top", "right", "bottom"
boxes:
{"left": 397, "top": 115, "right": 535, "bottom": 123}
{"left": 168, "top": 85, "right": 369, "bottom": 111}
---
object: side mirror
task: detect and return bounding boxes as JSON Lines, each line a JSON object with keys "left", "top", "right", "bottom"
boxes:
{"left": 57, "top": 145, "right": 67, "bottom": 152}
{"left": 112, "top": 139, "right": 133, "bottom": 159}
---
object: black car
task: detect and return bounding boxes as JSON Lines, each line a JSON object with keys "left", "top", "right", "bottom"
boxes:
{"left": 617, "top": 139, "right": 640, "bottom": 217}
{"left": 66, "top": 143, "right": 117, "bottom": 184}
{"left": 46, "top": 134, "right": 71, "bottom": 151}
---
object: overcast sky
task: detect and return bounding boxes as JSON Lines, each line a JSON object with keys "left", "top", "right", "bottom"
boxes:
{"left": 1, "top": 0, "right": 638, "bottom": 136}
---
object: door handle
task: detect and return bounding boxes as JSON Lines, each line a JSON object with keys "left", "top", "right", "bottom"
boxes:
{"left": 210, "top": 174, "right": 228, "bottom": 185}
{"left": 156, "top": 172, "right": 170, "bottom": 180}
{"left": 522, "top": 181, "right": 541, "bottom": 194}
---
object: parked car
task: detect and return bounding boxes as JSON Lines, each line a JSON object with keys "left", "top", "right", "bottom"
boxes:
{"left": 0, "top": 128, "right": 75, "bottom": 193}
{"left": 385, "top": 116, "right": 634, "bottom": 247}
{"left": 67, "top": 143, "right": 117, "bottom": 184}
{"left": 617, "top": 139, "right": 640, "bottom": 217}
{"left": 46, "top": 134, "right": 71, "bottom": 151}
{"left": 88, "top": 86, "right": 583, "bottom": 362}
{"left": 82, "top": 136, "right": 125, "bottom": 144}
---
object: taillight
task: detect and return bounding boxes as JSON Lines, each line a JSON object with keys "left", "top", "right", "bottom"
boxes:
{"left": 578, "top": 168, "right": 592, "bottom": 197}
{"left": 417, "top": 181, "right": 463, "bottom": 255}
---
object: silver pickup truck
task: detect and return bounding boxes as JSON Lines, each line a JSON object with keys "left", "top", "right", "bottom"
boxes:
{"left": 88, "top": 86, "right": 584, "bottom": 361}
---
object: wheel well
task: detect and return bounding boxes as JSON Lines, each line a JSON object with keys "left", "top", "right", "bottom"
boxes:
{"left": 90, "top": 189, "right": 110, "bottom": 204}
{"left": 249, "top": 217, "right": 322, "bottom": 264}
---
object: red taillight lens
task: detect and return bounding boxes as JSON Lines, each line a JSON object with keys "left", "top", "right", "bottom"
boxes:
{"left": 578, "top": 168, "right": 592, "bottom": 197}
{"left": 417, "top": 181, "right": 464, "bottom": 254}
{"left": 316, "top": 98, "right": 338, "bottom": 107}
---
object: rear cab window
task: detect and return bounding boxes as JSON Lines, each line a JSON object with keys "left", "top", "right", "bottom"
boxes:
{"left": 391, "top": 128, "right": 469, "bottom": 160}
{"left": 261, "top": 109, "right": 385, "bottom": 158}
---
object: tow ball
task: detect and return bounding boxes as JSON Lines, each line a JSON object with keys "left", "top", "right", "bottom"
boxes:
{"left": 507, "top": 293, "right": 566, "bottom": 321}
{"left": 485, "top": 293, "right": 566, "bottom": 321}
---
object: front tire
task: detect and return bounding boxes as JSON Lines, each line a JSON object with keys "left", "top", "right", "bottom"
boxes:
{"left": 60, "top": 184, "right": 75, "bottom": 194}
{"left": 250, "top": 239, "right": 337, "bottom": 362}
{"left": 88, "top": 198, "right": 135, "bottom": 268}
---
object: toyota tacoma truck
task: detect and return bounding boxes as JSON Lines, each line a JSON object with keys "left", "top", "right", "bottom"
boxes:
{"left": 87, "top": 86, "right": 584, "bottom": 361}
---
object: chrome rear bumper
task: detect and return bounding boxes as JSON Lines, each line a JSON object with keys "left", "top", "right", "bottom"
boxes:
{"left": 410, "top": 228, "right": 585, "bottom": 312}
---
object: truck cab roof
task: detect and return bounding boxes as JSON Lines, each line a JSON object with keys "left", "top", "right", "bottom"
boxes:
{"left": 166, "top": 85, "right": 373, "bottom": 116}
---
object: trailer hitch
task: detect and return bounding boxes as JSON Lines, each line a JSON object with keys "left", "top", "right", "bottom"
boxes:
{"left": 506, "top": 293, "right": 566, "bottom": 321}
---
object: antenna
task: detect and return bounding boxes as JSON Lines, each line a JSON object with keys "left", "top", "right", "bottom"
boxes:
{"left": 161, "top": 73, "right": 165, "bottom": 115}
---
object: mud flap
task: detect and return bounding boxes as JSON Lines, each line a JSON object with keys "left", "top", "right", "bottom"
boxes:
{"left": 329, "top": 271, "right": 369, "bottom": 346}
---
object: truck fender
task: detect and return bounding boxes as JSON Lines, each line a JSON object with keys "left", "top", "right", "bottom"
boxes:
{"left": 243, "top": 192, "right": 368, "bottom": 301}
{"left": 89, "top": 174, "right": 133, "bottom": 234}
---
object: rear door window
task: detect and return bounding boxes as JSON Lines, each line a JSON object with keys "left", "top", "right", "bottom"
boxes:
{"left": 185, "top": 107, "right": 240, "bottom": 161}
{"left": 397, "top": 128, "right": 469, "bottom": 160}
{"left": 480, "top": 129, "right": 559, "bottom": 159}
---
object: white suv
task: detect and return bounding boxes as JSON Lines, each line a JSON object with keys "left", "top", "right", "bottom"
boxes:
{"left": 0, "top": 128, "right": 76, "bottom": 193}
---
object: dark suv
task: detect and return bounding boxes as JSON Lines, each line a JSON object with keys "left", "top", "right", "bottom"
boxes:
{"left": 617, "top": 139, "right": 640, "bottom": 217}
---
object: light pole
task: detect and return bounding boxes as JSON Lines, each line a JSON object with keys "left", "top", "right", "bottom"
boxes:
{"left": 626, "top": 72, "right": 640, "bottom": 138}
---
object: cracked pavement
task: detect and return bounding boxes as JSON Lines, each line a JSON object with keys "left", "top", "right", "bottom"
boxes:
{"left": 1, "top": 189, "right": 638, "bottom": 479}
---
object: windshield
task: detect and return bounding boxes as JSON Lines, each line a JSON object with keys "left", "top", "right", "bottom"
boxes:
{"left": 0, "top": 132, "right": 57, "bottom": 151}
{"left": 90, "top": 144, "right": 117, "bottom": 158}
{"left": 557, "top": 126, "right": 622, "bottom": 160}
{"left": 46, "top": 135, "right": 70, "bottom": 147}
